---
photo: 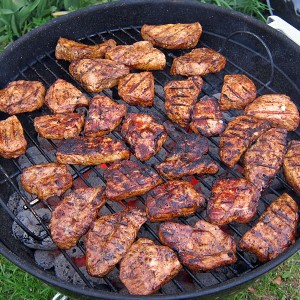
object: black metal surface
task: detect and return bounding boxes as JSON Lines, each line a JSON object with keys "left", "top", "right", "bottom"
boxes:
{"left": 0, "top": 1, "right": 299, "bottom": 299}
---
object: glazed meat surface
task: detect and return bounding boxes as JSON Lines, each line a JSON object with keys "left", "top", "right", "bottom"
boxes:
{"left": 56, "top": 136, "right": 130, "bottom": 166}
{"left": 104, "top": 160, "right": 163, "bottom": 201}
{"left": 146, "top": 180, "right": 205, "bottom": 222}
{"left": 50, "top": 187, "right": 106, "bottom": 250}
{"left": 21, "top": 163, "right": 73, "bottom": 200}
{"left": 84, "top": 95, "right": 127, "bottom": 137}
{"left": 45, "top": 79, "right": 89, "bottom": 114}
{"left": 0, "top": 80, "right": 45, "bottom": 114}
{"left": 159, "top": 220, "right": 237, "bottom": 270}
{"left": 164, "top": 76, "right": 203, "bottom": 128}
{"left": 86, "top": 208, "right": 147, "bottom": 277}
{"left": 120, "top": 238, "right": 182, "bottom": 295}
{"left": 239, "top": 193, "right": 299, "bottom": 262}
{"left": 219, "top": 115, "right": 271, "bottom": 168}
{"left": 121, "top": 113, "right": 167, "bottom": 161}
{"left": 141, "top": 22, "right": 202, "bottom": 49}
{"left": 170, "top": 48, "right": 226, "bottom": 76}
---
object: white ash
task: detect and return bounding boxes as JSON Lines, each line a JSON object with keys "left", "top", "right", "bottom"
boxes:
{"left": 34, "top": 250, "right": 58, "bottom": 270}
{"left": 7, "top": 192, "right": 25, "bottom": 215}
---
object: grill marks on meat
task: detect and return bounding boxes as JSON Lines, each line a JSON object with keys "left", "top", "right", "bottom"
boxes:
{"left": 85, "top": 208, "right": 147, "bottom": 277}
{"left": 239, "top": 193, "right": 299, "bottom": 262}
{"left": 84, "top": 95, "right": 127, "bottom": 137}
{"left": 159, "top": 220, "right": 237, "bottom": 270}
{"left": 120, "top": 238, "right": 182, "bottom": 295}
{"left": 50, "top": 187, "right": 106, "bottom": 250}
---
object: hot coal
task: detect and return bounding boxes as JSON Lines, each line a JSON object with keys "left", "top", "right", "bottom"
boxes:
{"left": 54, "top": 254, "right": 76, "bottom": 282}
{"left": 34, "top": 250, "right": 58, "bottom": 270}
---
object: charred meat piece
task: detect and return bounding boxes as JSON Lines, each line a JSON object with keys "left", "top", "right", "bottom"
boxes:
{"left": 170, "top": 48, "right": 226, "bottom": 76}
{"left": 105, "top": 41, "right": 166, "bottom": 70}
{"left": 245, "top": 94, "right": 300, "bottom": 131}
{"left": 219, "top": 115, "right": 271, "bottom": 168}
{"left": 146, "top": 180, "right": 205, "bottom": 222}
{"left": 55, "top": 37, "right": 116, "bottom": 61}
{"left": 84, "top": 95, "right": 127, "bottom": 137}
{"left": 45, "top": 79, "right": 89, "bottom": 114}
{"left": 50, "top": 187, "right": 106, "bottom": 250}
{"left": 121, "top": 113, "right": 167, "bottom": 161}
{"left": 164, "top": 76, "right": 203, "bottom": 128}
{"left": 159, "top": 220, "right": 237, "bottom": 270}
{"left": 104, "top": 160, "right": 163, "bottom": 201}
{"left": 141, "top": 22, "right": 202, "bottom": 49}
{"left": 120, "top": 238, "right": 182, "bottom": 295}
{"left": 219, "top": 74, "right": 257, "bottom": 110}
{"left": 86, "top": 208, "right": 147, "bottom": 277}
{"left": 118, "top": 72, "right": 154, "bottom": 107}
{"left": 69, "top": 58, "right": 130, "bottom": 92}
{"left": 207, "top": 178, "right": 261, "bottom": 226}
{"left": 244, "top": 127, "right": 288, "bottom": 191}
{"left": 239, "top": 193, "right": 298, "bottom": 262}
{"left": 0, "top": 80, "right": 45, "bottom": 114}
{"left": 56, "top": 136, "right": 130, "bottom": 166}
{"left": 21, "top": 163, "right": 73, "bottom": 200}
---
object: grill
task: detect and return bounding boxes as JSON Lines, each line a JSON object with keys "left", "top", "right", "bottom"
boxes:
{"left": 0, "top": 1, "right": 299, "bottom": 299}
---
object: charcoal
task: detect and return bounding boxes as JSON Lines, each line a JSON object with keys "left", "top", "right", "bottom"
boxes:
{"left": 72, "top": 266, "right": 106, "bottom": 287}
{"left": 54, "top": 254, "right": 76, "bottom": 282}
{"left": 34, "top": 250, "right": 58, "bottom": 269}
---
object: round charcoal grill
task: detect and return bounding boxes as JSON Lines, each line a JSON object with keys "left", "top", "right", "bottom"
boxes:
{"left": 0, "top": 1, "right": 300, "bottom": 299}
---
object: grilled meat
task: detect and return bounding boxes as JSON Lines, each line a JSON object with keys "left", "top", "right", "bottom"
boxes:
{"left": 159, "top": 220, "right": 237, "bottom": 270}
{"left": 239, "top": 193, "right": 299, "bottom": 262}
{"left": 105, "top": 41, "right": 166, "bottom": 70}
{"left": 86, "top": 208, "right": 147, "bottom": 277}
{"left": 207, "top": 178, "right": 261, "bottom": 226}
{"left": 56, "top": 136, "right": 130, "bottom": 166}
{"left": 21, "top": 163, "right": 73, "bottom": 200}
{"left": 0, "top": 80, "right": 45, "bottom": 114}
{"left": 244, "top": 94, "right": 300, "bottom": 131}
{"left": 69, "top": 58, "right": 130, "bottom": 92}
{"left": 164, "top": 76, "right": 203, "bottom": 128}
{"left": 118, "top": 72, "right": 154, "bottom": 107}
{"left": 121, "top": 113, "right": 167, "bottom": 161}
{"left": 119, "top": 238, "right": 182, "bottom": 295}
{"left": 84, "top": 95, "right": 127, "bottom": 137}
{"left": 50, "top": 187, "right": 106, "bottom": 250}
{"left": 219, "top": 115, "right": 271, "bottom": 168}
{"left": 104, "top": 160, "right": 163, "bottom": 201}
{"left": 244, "top": 127, "right": 287, "bottom": 191}
{"left": 170, "top": 48, "right": 226, "bottom": 76}
{"left": 141, "top": 22, "right": 202, "bottom": 49}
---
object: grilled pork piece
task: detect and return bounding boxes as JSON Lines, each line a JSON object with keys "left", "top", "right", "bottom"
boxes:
{"left": 84, "top": 95, "right": 127, "bottom": 137}
{"left": 45, "top": 79, "right": 89, "bottom": 114}
{"left": 164, "top": 76, "right": 203, "bottom": 128}
{"left": 104, "top": 160, "right": 163, "bottom": 201}
{"left": 159, "top": 220, "right": 237, "bottom": 270}
{"left": 120, "top": 238, "right": 182, "bottom": 295}
{"left": 105, "top": 41, "right": 166, "bottom": 70}
{"left": 55, "top": 37, "right": 116, "bottom": 61}
{"left": 219, "top": 115, "right": 271, "bottom": 168}
{"left": 283, "top": 140, "right": 300, "bottom": 194}
{"left": 121, "top": 113, "right": 167, "bottom": 161}
{"left": 219, "top": 74, "right": 257, "bottom": 110}
{"left": 118, "top": 72, "right": 154, "bottom": 107}
{"left": 50, "top": 187, "right": 106, "bottom": 250}
{"left": 170, "top": 48, "right": 226, "bottom": 76}
{"left": 141, "top": 22, "right": 202, "bottom": 49}
{"left": 0, "top": 80, "right": 45, "bottom": 114}
{"left": 146, "top": 180, "right": 205, "bottom": 222}
{"left": 207, "top": 178, "right": 261, "bottom": 226}
{"left": 21, "top": 163, "right": 73, "bottom": 200}
{"left": 34, "top": 113, "right": 84, "bottom": 139}
{"left": 69, "top": 58, "right": 130, "bottom": 92}
{"left": 244, "top": 127, "right": 287, "bottom": 191}
{"left": 86, "top": 208, "right": 147, "bottom": 277}
{"left": 245, "top": 94, "right": 300, "bottom": 131}
{"left": 190, "top": 97, "right": 226, "bottom": 137}
{"left": 239, "top": 193, "right": 299, "bottom": 262}
{"left": 56, "top": 136, "right": 130, "bottom": 166}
